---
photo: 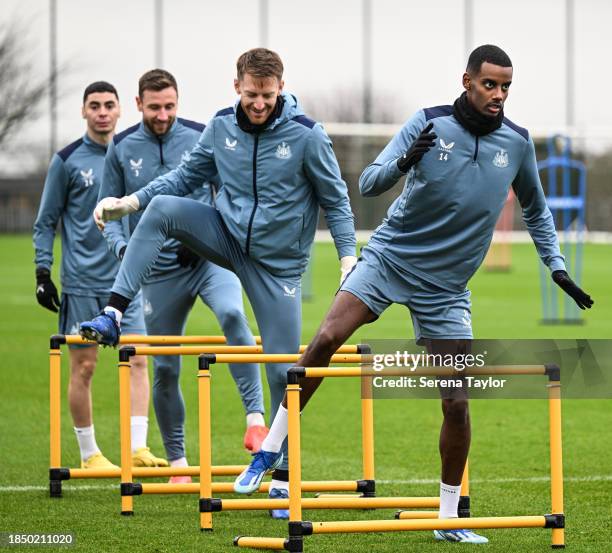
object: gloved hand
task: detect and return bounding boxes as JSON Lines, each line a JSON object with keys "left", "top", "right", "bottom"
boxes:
{"left": 397, "top": 122, "right": 437, "bottom": 173}
{"left": 177, "top": 245, "right": 200, "bottom": 269}
{"left": 35, "top": 268, "right": 60, "bottom": 313}
{"left": 119, "top": 246, "right": 127, "bottom": 261}
{"left": 93, "top": 194, "right": 139, "bottom": 230}
{"left": 340, "top": 255, "right": 358, "bottom": 285}
{"left": 552, "top": 270, "right": 594, "bottom": 310}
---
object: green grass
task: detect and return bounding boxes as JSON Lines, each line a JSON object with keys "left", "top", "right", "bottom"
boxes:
{"left": 0, "top": 235, "right": 610, "bottom": 552}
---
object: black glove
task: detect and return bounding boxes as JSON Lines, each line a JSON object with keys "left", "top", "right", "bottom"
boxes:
{"left": 119, "top": 245, "right": 127, "bottom": 260}
{"left": 177, "top": 245, "right": 200, "bottom": 269}
{"left": 35, "top": 268, "right": 60, "bottom": 313}
{"left": 397, "top": 122, "right": 437, "bottom": 173}
{"left": 552, "top": 270, "right": 593, "bottom": 310}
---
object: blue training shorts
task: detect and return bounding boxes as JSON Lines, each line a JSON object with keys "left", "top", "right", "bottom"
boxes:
{"left": 340, "top": 247, "right": 473, "bottom": 342}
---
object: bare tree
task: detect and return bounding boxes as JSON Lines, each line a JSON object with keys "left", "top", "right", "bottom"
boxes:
{"left": 0, "top": 22, "right": 53, "bottom": 148}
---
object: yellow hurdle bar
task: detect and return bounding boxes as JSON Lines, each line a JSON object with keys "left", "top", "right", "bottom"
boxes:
{"left": 548, "top": 378, "right": 565, "bottom": 548}
{"left": 130, "top": 351, "right": 365, "bottom": 363}
{"left": 234, "top": 537, "right": 286, "bottom": 550}
{"left": 141, "top": 481, "right": 360, "bottom": 495}
{"left": 217, "top": 496, "right": 439, "bottom": 511}
{"left": 310, "top": 515, "right": 548, "bottom": 534}
{"left": 64, "top": 334, "right": 263, "bottom": 345}
{"left": 198, "top": 359, "right": 213, "bottom": 531}
{"left": 68, "top": 465, "right": 246, "bottom": 479}
{"left": 301, "top": 365, "right": 547, "bottom": 378}
{"left": 394, "top": 511, "right": 440, "bottom": 520}
{"left": 125, "top": 345, "right": 359, "bottom": 356}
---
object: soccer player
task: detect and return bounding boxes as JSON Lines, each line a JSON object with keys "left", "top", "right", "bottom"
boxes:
{"left": 95, "top": 69, "right": 266, "bottom": 482}
{"left": 80, "top": 48, "right": 357, "bottom": 518}
{"left": 233, "top": 45, "right": 593, "bottom": 540}
{"left": 33, "top": 82, "right": 167, "bottom": 469}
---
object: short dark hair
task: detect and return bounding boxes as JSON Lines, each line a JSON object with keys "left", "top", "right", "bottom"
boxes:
{"left": 466, "top": 45, "right": 512, "bottom": 74}
{"left": 236, "top": 48, "right": 284, "bottom": 81}
{"left": 83, "top": 81, "right": 118, "bottom": 104}
{"left": 138, "top": 69, "right": 178, "bottom": 98}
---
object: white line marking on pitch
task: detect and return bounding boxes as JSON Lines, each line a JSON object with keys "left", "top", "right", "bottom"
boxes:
{"left": 1, "top": 475, "right": 611, "bottom": 493}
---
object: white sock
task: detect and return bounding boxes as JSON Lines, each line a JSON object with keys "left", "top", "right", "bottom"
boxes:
{"left": 439, "top": 481, "right": 462, "bottom": 518}
{"left": 131, "top": 416, "right": 148, "bottom": 452}
{"left": 104, "top": 306, "right": 123, "bottom": 325}
{"left": 270, "top": 478, "right": 289, "bottom": 492}
{"left": 74, "top": 425, "right": 100, "bottom": 461}
{"left": 170, "top": 456, "right": 188, "bottom": 467}
{"left": 246, "top": 412, "right": 266, "bottom": 427}
{"left": 261, "top": 405, "right": 288, "bottom": 453}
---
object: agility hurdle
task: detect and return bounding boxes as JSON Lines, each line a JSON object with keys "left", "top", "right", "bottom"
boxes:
{"left": 233, "top": 364, "right": 565, "bottom": 550}
{"left": 115, "top": 348, "right": 368, "bottom": 518}
{"left": 49, "top": 334, "right": 352, "bottom": 496}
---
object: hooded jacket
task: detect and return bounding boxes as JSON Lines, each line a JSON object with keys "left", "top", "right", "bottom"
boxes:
{"left": 134, "top": 93, "right": 356, "bottom": 277}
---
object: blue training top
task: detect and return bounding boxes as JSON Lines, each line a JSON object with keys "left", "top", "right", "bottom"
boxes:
{"left": 33, "top": 133, "right": 120, "bottom": 296}
{"left": 359, "top": 105, "right": 565, "bottom": 293}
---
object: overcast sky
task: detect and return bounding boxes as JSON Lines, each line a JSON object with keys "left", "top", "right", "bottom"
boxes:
{"left": 1, "top": 0, "right": 611, "bottom": 174}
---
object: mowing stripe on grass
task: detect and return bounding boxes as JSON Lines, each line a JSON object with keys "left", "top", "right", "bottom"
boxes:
{"left": 2, "top": 475, "right": 611, "bottom": 493}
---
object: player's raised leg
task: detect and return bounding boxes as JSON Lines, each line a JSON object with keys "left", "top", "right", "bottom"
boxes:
{"left": 80, "top": 199, "right": 239, "bottom": 344}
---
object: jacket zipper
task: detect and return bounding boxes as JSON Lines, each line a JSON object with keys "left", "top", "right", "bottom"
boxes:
{"left": 473, "top": 136, "right": 479, "bottom": 162}
{"left": 245, "top": 135, "right": 259, "bottom": 256}
{"left": 157, "top": 137, "right": 164, "bottom": 166}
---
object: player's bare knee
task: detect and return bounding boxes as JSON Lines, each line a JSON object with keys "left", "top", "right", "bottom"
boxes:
{"left": 75, "top": 358, "right": 96, "bottom": 383}
{"left": 442, "top": 398, "right": 470, "bottom": 425}
{"left": 312, "top": 323, "right": 343, "bottom": 356}
{"left": 130, "top": 354, "right": 148, "bottom": 374}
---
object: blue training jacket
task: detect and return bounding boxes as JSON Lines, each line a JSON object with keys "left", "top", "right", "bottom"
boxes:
{"left": 133, "top": 93, "right": 356, "bottom": 277}
{"left": 100, "top": 118, "right": 211, "bottom": 283}
{"left": 359, "top": 106, "right": 565, "bottom": 293}
{"left": 33, "top": 134, "right": 119, "bottom": 296}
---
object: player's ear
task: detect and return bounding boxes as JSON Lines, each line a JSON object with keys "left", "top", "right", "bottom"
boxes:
{"left": 462, "top": 72, "right": 471, "bottom": 91}
{"left": 135, "top": 95, "right": 143, "bottom": 113}
{"left": 81, "top": 105, "right": 86, "bottom": 119}
{"left": 234, "top": 79, "right": 241, "bottom": 95}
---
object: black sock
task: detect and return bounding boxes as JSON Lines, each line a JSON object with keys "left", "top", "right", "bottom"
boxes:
{"left": 107, "top": 292, "right": 130, "bottom": 313}
{"left": 271, "top": 469, "right": 289, "bottom": 482}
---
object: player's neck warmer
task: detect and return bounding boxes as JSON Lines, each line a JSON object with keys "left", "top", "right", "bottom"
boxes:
{"left": 452, "top": 92, "right": 503, "bottom": 136}
{"left": 236, "top": 95, "right": 285, "bottom": 134}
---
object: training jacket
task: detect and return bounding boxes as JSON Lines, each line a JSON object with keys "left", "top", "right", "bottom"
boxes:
{"left": 133, "top": 92, "right": 356, "bottom": 277}
{"left": 100, "top": 118, "right": 211, "bottom": 283}
{"left": 360, "top": 105, "right": 565, "bottom": 293}
{"left": 33, "top": 134, "right": 118, "bottom": 296}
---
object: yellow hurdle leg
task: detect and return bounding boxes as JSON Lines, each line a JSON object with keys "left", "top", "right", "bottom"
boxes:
{"left": 198, "top": 356, "right": 213, "bottom": 531}
{"left": 548, "top": 374, "right": 565, "bottom": 548}
{"left": 361, "top": 376, "right": 375, "bottom": 486}
{"left": 459, "top": 460, "right": 470, "bottom": 517}
{"left": 119, "top": 357, "right": 133, "bottom": 515}
{"left": 49, "top": 345, "right": 62, "bottom": 497}
{"left": 287, "top": 381, "right": 302, "bottom": 523}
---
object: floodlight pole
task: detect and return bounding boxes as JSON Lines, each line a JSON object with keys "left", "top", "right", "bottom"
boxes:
{"left": 362, "top": 0, "right": 372, "bottom": 123}
{"left": 259, "top": 0, "right": 269, "bottom": 46}
{"left": 565, "top": 0, "right": 574, "bottom": 131}
{"left": 464, "top": 0, "right": 473, "bottom": 60}
{"left": 49, "top": 0, "right": 57, "bottom": 158}
{"left": 154, "top": 0, "right": 163, "bottom": 67}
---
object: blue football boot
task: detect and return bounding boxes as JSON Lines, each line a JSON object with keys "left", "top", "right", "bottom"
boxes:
{"left": 79, "top": 311, "right": 120, "bottom": 347}
{"left": 233, "top": 450, "right": 283, "bottom": 494}
{"left": 433, "top": 529, "right": 489, "bottom": 543}
{"left": 268, "top": 487, "right": 289, "bottom": 519}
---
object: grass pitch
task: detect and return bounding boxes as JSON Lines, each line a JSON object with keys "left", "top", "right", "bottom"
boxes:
{"left": 0, "top": 235, "right": 610, "bottom": 552}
